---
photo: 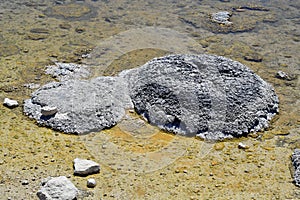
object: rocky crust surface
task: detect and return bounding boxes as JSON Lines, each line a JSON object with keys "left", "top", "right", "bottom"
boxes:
{"left": 24, "top": 54, "right": 279, "bottom": 140}
{"left": 24, "top": 76, "right": 132, "bottom": 134}
{"left": 292, "top": 149, "right": 300, "bottom": 187}
{"left": 37, "top": 176, "right": 78, "bottom": 200}
{"left": 123, "top": 54, "right": 279, "bottom": 140}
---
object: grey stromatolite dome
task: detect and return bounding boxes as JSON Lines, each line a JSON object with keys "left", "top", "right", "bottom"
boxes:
{"left": 24, "top": 76, "right": 132, "bottom": 134}
{"left": 122, "top": 54, "right": 279, "bottom": 140}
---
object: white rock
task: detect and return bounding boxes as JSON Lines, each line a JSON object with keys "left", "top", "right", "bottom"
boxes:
{"left": 74, "top": 158, "right": 100, "bottom": 176}
{"left": 87, "top": 178, "right": 97, "bottom": 188}
{"left": 41, "top": 106, "right": 58, "bottom": 116}
{"left": 3, "top": 98, "right": 18, "bottom": 108}
{"left": 37, "top": 176, "right": 78, "bottom": 200}
{"left": 276, "top": 71, "right": 289, "bottom": 80}
{"left": 238, "top": 142, "right": 249, "bottom": 149}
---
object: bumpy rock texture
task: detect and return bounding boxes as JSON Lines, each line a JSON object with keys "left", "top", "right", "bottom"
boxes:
{"left": 24, "top": 77, "right": 132, "bottom": 134}
{"left": 24, "top": 54, "right": 278, "bottom": 140}
{"left": 123, "top": 54, "right": 278, "bottom": 140}
{"left": 37, "top": 176, "right": 78, "bottom": 200}
{"left": 45, "top": 63, "right": 91, "bottom": 81}
{"left": 292, "top": 149, "right": 300, "bottom": 187}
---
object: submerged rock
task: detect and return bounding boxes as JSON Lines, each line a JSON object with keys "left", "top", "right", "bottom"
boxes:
{"left": 37, "top": 176, "right": 78, "bottom": 200}
{"left": 292, "top": 149, "right": 300, "bottom": 187}
{"left": 211, "top": 11, "right": 232, "bottom": 25}
{"left": 123, "top": 54, "right": 279, "bottom": 140}
{"left": 44, "top": 3, "right": 97, "bottom": 20}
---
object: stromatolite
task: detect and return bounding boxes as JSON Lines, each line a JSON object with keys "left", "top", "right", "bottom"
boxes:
{"left": 24, "top": 54, "right": 279, "bottom": 140}
{"left": 24, "top": 77, "right": 132, "bottom": 134}
{"left": 122, "top": 54, "right": 279, "bottom": 140}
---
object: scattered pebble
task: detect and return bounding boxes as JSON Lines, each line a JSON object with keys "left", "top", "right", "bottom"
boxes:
{"left": 3, "top": 98, "right": 19, "bottom": 108}
{"left": 275, "top": 71, "right": 290, "bottom": 80}
{"left": 87, "top": 178, "right": 97, "bottom": 188}
{"left": 75, "top": 27, "right": 85, "bottom": 33}
{"left": 238, "top": 142, "right": 250, "bottom": 149}
{"left": 21, "top": 180, "right": 29, "bottom": 185}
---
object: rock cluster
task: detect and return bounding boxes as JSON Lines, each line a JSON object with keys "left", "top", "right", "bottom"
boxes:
{"left": 24, "top": 54, "right": 279, "bottom": 140}
{"left": 292, "top": 149, "right": 300, "bottom": 187}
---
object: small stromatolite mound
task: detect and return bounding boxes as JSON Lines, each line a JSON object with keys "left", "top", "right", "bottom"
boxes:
{"left": 292, "top": 149, "right": 300, "bottom": 187}
{"left": 24, "top": 76, "right": 132, "bottom": 134}
{"left": 123, "top": 54, "right": 279, "bottom": 140}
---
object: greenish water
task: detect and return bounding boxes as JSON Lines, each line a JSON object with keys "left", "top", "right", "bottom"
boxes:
{"left": 0, "top": 0, "right": 299, "bottom": 199}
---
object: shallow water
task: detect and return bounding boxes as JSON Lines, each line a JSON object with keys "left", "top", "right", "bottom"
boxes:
{"left": 0, "top": 0, "right": 299, "bottom": 199}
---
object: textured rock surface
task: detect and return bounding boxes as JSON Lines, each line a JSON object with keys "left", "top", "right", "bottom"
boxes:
{"left": 45, "top": 62, "right": 91, "bottom": 81}
{"left": 24, "top": 54, "right": 278, "bottom": 140}
{"left": 74, "top": 158, "right": 100, "bottom": 176}
{"left": 24, "top": 76, "right": 132, "bottom": 134}
{"left": 37, "top": 176, "right": 78, "bottom": 200}
{"left": 123, "top": 54, "right": 279, "bottom": 140}
{"left": 292, "top": 149, "right": 300, "bottom": 187}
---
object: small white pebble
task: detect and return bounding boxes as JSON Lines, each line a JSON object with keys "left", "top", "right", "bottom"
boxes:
{"left": 3, "top": 98, "right": 18, "bottom": 108}
{"left": 87, "top": 178, "right": 96, "bottom": 188}
{"left": 238, "top": 142, "right": 249, "bottom": 149}
{"left": 21, "top": 180, "right": 29, "bottom": 185}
